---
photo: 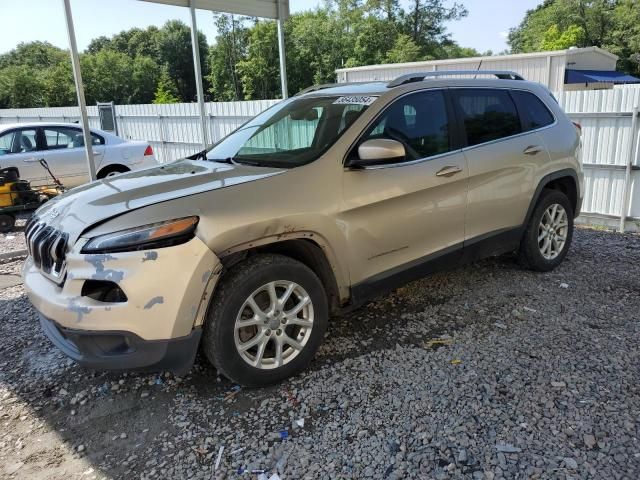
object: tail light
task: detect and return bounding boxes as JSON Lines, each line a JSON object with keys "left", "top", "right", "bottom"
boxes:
{"left": 572, "top": 122, "right": 582, "bottom": 135}
{"left": 143, "top": 145, "right": 154, "bottom": 156}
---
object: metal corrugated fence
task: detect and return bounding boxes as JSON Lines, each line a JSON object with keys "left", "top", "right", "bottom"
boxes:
{"left": 0, "top": 101, "right": 279, "bottom": 163}
{"left": 560, "top": 88, "right": 640, "bottom": 230}
{"left": 0, "top": 91, "right": 639, "bottom": 230}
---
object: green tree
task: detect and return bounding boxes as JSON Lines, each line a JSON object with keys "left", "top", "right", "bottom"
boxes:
{"left": 81, "top": 49, "right": 135, "bottom": 104}
{"left": 508, "top": 0, "right": 639, "bottom": 76}
{"left": 156, "top": 20, "right": 209, "bottom": 102}
{"left": 42, "top": 61, "right": 76, "bottom": 107}
{"left": 207, "top": 14, "right": 248, "bottom": 101}
{"left": 400, "top": 0, "right": 468, "bottom": 57}
{"left": 386, "top": 34, "right": 423, "bottom": 63}
{"left": 0, "top": 41, "right": 67, "bottom": 69}
{"left": 237, "top": 21, "right": 280, "bottom": 99}
{"left": 153, "top": 67, "right": 180, "bottom": 104}
{"left": 132, "top": 56, "right": 161, "bottom": 104}
{"left": 0, "top": 65, "right": 45, "bottom": 108}
{"left": 541, "top": 24, "right": 585, "bottom": 50}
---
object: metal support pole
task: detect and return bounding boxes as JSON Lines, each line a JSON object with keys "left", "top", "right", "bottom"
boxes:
{"left": 189, "top": 0, "right": 208, "bottom": 151}
{"left": 276, "top": 0, "right": 288, "bottom": 99}
{"left": 62, "top": 0, "right": 96, "bottom": 181}
{"left": 619, "top": 106, "right": 639, "bottom": 233}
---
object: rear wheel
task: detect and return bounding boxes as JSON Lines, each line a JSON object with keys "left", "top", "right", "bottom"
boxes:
{"left": 518, "top": 189, "right": 574, "bottom": 272}
{"left": 97, "top": 165, "right": 130, "bottom": 179}
{"left": 202, "top": 254, "right": 328, "bottom": 386}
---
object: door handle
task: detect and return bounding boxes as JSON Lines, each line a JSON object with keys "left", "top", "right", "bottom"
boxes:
{"left": 92, "top": 151, "right": 100, "bottom": 156}
{"left": 436, "top": 165, "right": 463, "bottom": 177}
{"left": 523, "top": 145, "right": 543, "bottom": 155}
{"left": 22, "top": 157, "right": 39, "bottom": 163}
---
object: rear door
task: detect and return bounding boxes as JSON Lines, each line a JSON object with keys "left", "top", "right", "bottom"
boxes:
{"left": 450, "top": 88, "right": 552, "bottom": 244}
{"left": 40, "top": 126, "right": 104, "bottom": 187}
{"left": 341, "top": 89, "right": 469, "bottom": 287}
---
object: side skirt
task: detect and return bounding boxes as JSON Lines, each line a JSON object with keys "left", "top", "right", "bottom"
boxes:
{"left": 348, "top": 226, "right": 523, "bottom": 310}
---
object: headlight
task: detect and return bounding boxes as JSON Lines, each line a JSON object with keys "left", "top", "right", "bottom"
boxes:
{"left": 82, "top": 216, "right": 199, "bottom": 254}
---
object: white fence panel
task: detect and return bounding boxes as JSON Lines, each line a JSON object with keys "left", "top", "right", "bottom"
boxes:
{"left": 0, "top": 101, "right": 279, "bottom": 163}
{"left": 559, "top": 89, "right": 640, "bottom": 228}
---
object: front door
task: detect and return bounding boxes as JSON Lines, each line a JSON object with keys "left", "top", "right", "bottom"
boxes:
{"left": 0, "top": 127, "right": 43, "bottom": 183}
{"left": 340, "top": 89, "right": 468, "bottom": 289}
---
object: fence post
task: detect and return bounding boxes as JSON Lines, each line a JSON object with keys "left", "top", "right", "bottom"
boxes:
{"left": 158, "top": 113, "right": 166, "bottom": 163}
{"left": 619, "top": 106, "right": 639, "bottom": 233}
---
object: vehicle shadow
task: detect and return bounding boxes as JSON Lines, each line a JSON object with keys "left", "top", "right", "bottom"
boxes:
{"left": 0, "top": 252, "right": 528, "bottom": 479}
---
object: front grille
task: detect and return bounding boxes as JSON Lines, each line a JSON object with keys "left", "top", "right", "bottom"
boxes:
{"left": 25, "top": 216, "right": 69, "bottom": 280}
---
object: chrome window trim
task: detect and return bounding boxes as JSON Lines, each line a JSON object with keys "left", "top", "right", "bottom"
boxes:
{"left": 350, "top": 148, "right": 464, "bottom": 171}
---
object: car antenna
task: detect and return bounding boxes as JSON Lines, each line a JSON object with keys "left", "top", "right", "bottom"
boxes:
{"left": 473, "top": 59, "right": 483, "bottom": 79}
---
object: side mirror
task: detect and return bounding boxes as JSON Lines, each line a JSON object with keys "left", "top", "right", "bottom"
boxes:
{"left": 349, "top": 139, "right": 405, "bottom": 168}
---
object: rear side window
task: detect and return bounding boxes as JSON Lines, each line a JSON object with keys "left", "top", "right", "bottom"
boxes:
{"left": 361, "top": 90, "right": 451, "bottom": 161}
{"left": 451, "top": 89, "right": 521, "bottom": 147}
{"left": 511, "top": 90, "right": 555, "bottom": 131}
{"left": 43, "top": 127, "right": 104, "bottom": 149}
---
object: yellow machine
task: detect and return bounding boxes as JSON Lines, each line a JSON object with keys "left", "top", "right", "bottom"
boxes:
{"left": 0, "top": 165, "right": 64, "bottom": 232}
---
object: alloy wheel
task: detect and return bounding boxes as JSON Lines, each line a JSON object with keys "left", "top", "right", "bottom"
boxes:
{"left": 538, "top": 203, "right": 569, "bottom": 260}
{"left": 234, "top": 280, "right": 314, "bottom": 369}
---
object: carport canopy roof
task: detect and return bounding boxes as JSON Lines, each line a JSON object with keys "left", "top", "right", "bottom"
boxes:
{"left": 139, "top": 0, "right": 289, "bottom": 19}
{"left": 565, "top": 69, "right": 640, "bottom": 84}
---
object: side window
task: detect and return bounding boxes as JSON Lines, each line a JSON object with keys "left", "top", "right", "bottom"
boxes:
{"left": 511, "top": 90, "right": 555, "bottom": 131}
{"left": 0, "top": 131, "right": 16, "bottom": 155}
{"left": 361, "top": 90, "right": 451, "bottom": 161}
{"left": 3, "top": 129, "right": 38, "bottom": 154}
{"left": 452, "top": 89, "right": 521, "bottom": 147}
{"left": 44, "top": 127, "right": 104, "bottom": 149}
{"left": 44, "top": 127, "right": 77, "bottom": 149}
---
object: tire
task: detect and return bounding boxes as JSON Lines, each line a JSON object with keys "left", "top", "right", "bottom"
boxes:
{"left": 202, "top": 254, "right": 328, "bottom": 386}
{"left": 0, "top": 214, "right": 15, "bottom": 233}
{"left": 518, "top": 189, "right": 574, "bottom": 272}
{"left": 97, "top": 165, "right": 130, "bottom": 179}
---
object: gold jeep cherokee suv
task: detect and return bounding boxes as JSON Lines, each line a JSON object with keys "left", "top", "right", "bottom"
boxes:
{"left": 23, "top": 71, "right": 583, "bottom": 386}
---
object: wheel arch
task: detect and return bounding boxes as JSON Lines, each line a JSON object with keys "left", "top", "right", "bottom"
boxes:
{"left": 525, "top": 169, "right": 580, "bottom": 224}
{"left": 97, "top": 163, "right": 130, "bottom": 179}
{"left": 218, "top": 235, "right": 346, "bottom": 315}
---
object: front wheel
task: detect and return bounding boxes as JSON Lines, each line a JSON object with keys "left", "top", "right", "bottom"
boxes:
{"left": 0, "top": 214, "right": 15, "bottom": 233}
{"left": 518, "top": 189, "right": 574, "bottom": 272}
{"left": 202, "top": 254, "right": 328, "bottom": 386}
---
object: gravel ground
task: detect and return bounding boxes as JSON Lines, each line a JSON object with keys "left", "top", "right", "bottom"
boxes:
{"left": 0, "top": 226, "right": 639, "bottom": 480}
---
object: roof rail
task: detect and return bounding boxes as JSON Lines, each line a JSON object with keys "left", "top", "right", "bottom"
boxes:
{"left": 387, "top": 70, "right": 525, "bottom": 87}
{"left": 295, "top": 81, "right": 382, "bottom": 96}
{"left": 295, "top": 83, "right": 340, "bottom": 96}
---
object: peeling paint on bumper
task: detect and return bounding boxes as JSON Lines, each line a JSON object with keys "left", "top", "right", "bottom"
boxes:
{"left": 23, "top": 236, "right": 221, "bottom": 344}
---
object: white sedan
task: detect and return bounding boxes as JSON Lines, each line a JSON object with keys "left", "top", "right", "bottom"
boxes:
{"left": 0, "top": 122, "right": 158, "bottom": 188}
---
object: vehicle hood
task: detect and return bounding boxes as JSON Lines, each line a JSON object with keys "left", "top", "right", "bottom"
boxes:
{"left": 33, "top": 159, "right": 284, "bottom": 243}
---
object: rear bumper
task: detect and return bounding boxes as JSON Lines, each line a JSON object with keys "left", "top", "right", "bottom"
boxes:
{"left": 39, "top": 313, "right": 201, "bottom": 374}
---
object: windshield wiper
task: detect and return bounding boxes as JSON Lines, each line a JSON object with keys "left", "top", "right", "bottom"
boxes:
{"left": 232, "top": 158, "right": 260, "bottom": 166}
{"left": 207, "top": 157, "right": 234, "bottom": 164}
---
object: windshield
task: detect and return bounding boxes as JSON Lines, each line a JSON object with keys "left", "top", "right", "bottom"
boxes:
{"left": 206, "top": 95, "right": 377, "bottom": 167}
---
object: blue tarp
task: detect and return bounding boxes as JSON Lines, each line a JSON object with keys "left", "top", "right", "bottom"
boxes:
{"left": 565, "top": 69, "right": 640, "bottom": 84}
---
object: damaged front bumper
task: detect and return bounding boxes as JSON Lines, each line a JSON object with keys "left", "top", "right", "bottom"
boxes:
{"left": 38, "top": 314, "right": 202, "bottom": 374}
{"left": 23, "top": 236, "right": 221, "bottom": 373}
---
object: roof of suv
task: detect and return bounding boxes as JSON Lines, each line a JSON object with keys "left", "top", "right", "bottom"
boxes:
{"left": 299, "top": 72, "right": 547, "bottom": 98}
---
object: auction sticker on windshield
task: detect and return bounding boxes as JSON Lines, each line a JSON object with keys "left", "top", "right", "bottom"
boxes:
{"left": 333, "top": 96, "right": 378, "bottom": 106}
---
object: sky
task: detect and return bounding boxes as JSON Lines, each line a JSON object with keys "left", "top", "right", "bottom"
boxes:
{"left": 0, "top": 0, "right": 542, "bottom": 56}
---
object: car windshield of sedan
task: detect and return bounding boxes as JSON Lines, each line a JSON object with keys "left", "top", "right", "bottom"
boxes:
{"left": 206, "top": 95, "right": 377, "bottom": 168}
